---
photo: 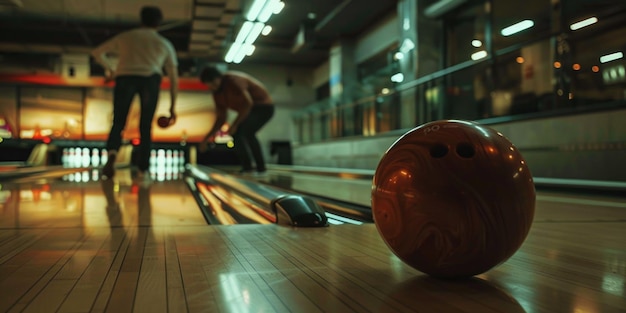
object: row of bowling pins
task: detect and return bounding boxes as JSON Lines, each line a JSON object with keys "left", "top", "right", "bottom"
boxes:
{"left": 62, "top": 147, "right": 108, "bottom": 168}
{"left": 147, "top": 149, "right": 186, "bottom": 179}
{"left": 149, "top": 149, "right": 186, "bottom": 167}
{"left": 61, "top": 147, "right": 186, "bottom": 168}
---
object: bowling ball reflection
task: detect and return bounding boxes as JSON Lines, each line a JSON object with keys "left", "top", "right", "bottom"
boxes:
{"left": 371, "top": 120, "right": 535, "bottom": 278}
{"left": 381, "top": 276, "right": 527, "bottom": 313}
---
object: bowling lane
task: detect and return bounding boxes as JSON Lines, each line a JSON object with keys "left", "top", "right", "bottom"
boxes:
{"left": 0, "top": 164, "right": 625, "bottom": 312}
{"left": 0, "top": 168, "right": 208, "bottom": 229}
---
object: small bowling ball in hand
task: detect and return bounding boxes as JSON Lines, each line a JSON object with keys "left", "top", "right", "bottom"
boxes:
{"left": 157, "top": 116, "right": 173, "bottom": 128}
{"left": 371, "top": 120, "right": 535, "bottom": 278}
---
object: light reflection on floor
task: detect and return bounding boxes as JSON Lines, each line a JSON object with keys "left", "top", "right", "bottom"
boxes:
{"left": 0, "top": 170, "right": 207, "bottom": 230}
{"left": 61, "top": 164, "right": 186, "bottom": 183}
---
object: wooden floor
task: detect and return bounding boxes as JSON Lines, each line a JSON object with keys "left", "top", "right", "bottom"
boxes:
{"left": 0, "top": 170, "right": 625, "bottom": 313}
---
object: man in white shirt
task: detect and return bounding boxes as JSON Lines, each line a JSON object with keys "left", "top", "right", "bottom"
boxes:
{"left": 91, "top": 6, "right": 179, "bottom": 181}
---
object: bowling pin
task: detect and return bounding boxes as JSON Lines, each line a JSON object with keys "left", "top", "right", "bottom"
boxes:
{"left": 62, "top": 148, "right": 69, "bottom": 167}
{"left": 68, "top": 148, "right": 75, "bottom": 168}
{"left": 172, "top": 150, "right": 179, "bottom": 166}
{"left": 101, "top": 150, "right": 108, "bottom": 166}
{"left": 74, "top": 147, "right": 83, "bottom": 167}
{"left": 166, "top": 149, "right": 173, "bottom": 166}
{"left": 91, "top": 148, "right": 100, "bottom": 167}
{"left": 82, "top": 148, "right": 90, "bottom": 167}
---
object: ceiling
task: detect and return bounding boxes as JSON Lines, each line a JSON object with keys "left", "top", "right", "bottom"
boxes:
{"left": 0, "top": 0, "right": 398, "bottom": 69}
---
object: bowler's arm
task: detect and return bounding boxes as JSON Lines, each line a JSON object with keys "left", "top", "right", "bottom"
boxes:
{"left": 91, "top": 37, "right": 119, "bottom": 76}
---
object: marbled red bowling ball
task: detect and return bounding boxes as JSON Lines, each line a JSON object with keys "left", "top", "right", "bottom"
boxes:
{"left": 371, "top": 120, "right": 535, "bottom": 278}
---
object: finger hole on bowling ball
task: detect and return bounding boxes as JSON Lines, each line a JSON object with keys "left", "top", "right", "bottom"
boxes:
{"left": 430, "top": 144, "right": 448, "bottom": 158}
{"left": 456, "top": 143, "right": 475, "bottom": 158}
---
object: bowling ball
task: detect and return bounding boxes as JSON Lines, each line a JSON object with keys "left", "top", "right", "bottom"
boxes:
{"left": 157, "top": 116, "right": 173, "bottom": 128}
{"left": 371, "top": 120, "right": 535, "bottom": 278}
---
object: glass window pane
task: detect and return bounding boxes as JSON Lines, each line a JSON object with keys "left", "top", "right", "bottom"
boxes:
{"left": 565, "top": 11, "right": 626, "bottom": 108}
{"left": 301, "top": 116, "right": 311, "bottom": 144}
{"left": 362, "top": 103, "right": 376, "bottom": 136}
{"left": 446, "top": 3, "right": 489, "bottom": 66}
{"left": 312, "top": 114, "right": 322, "bottom": 142}
{"left": 375, "top": 93, "right": 400, "bottom": 133}
{"left": 492, "top": 39, "right": 555, "bottom": 115}
{"left": 445, "top": 62, "right": 492, "bottom": 120}
{"left": 422, "top": 79, "right": 446, "bottom": 121}
{"left": 339, "top": 104, "right": 364, "bottom": 137}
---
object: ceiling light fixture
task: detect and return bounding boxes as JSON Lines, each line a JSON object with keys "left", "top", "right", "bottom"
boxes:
{"left": 261, "top": 25, "right": 272, "bottom": 36}
{"left": 391, "top": 73, "right": 405, "bottom": 83}
{"left": 570, "top": 17, "right": 598, "bottom": 31}
{"left": 600, "top": 51, "right": 624, "bottom": 64}
{"left": 501, "top": 20, "right": 534, "bottom": 36}
{"left": 225, "top": 0, "right": 285, "bottom": 63}
{"left": 471, "top": 50, "right": 488, "bottom": 60}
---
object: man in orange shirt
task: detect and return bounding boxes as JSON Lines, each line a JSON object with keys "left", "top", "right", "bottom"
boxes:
{"left": 199, "top": 66, "right": 275, "bottom": 175}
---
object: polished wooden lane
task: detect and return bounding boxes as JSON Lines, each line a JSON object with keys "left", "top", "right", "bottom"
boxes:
{"left": 0, "top": 171, "right": 625, "bottom": 313}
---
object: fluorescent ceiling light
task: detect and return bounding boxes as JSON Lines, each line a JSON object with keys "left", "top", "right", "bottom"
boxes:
{"left": 225, "top": 42, "right": 242, "bottom": 63}
{"left": 570, "top": 17, "right": 598, "bottom": 31}
{"left": 391, "top": 73, "right": 405, "bottom": 83}
{"left": 471, "top": 39, "right": 482, "bottom": 47}
{"left": 245, "top": 22, "right": 265, "bottom": 44}
{"left": 501, "top": 20, "right": 534, "bottom": 36}
{"left": 227, "top": 0, "right": 283, "bottom": 63}
{"left": 246, "top": 45, "right": 256, "bottom": 56}
{"left": 600, "top": 51, "right": 624, "bottom": 64}
{"left": 234, "top": 21, "right": 254, "bottom": 43}
{"left": 471, "top": 50, "right": 488, "bottom": 60}
{"left": 258, "top": 0, "right": 280, "bottom": 23}
{"left": 233, "top": 45, "right": 252, "bottom": 63}
{"left": 273, "top": 1, "right": 285, "bottom": 14}
{"left": 261, "top": 25, "right": 272, "bottom": 36}
{"left": 246, "top": 0, "right": 267, "bottom": 21}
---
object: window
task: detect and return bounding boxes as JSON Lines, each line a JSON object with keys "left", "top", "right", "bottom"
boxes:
{"left": 492, "top": 0, "right": 554, "bottom": 51}
{"left": 564, "top": 7, "right": 626, "bottom": 108}
{"left": 444, "top": 62, "right": 492, "bottom": 119}
{"left": 445, "top": 2, "right": 489, "bottom": 66}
